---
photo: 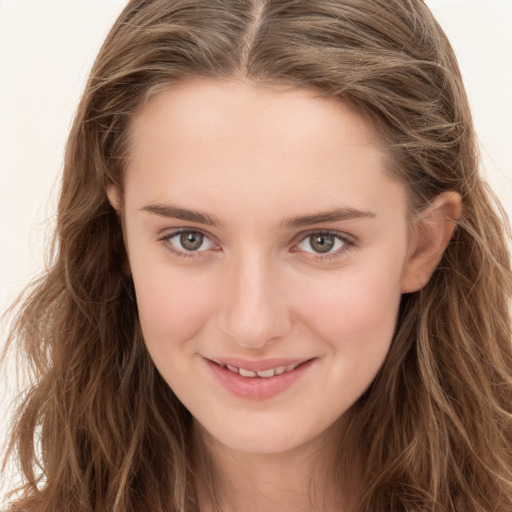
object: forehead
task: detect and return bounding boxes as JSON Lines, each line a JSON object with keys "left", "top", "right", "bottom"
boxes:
{"left": 131, "top": 79, "right": 380, "bottom": 154}
{"left": 124, "top": 79, "right": 406, "bottom": 221}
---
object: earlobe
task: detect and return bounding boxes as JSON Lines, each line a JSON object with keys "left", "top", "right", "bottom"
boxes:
{"left": 401, "top": 191, "right": 461, "bottom": 293}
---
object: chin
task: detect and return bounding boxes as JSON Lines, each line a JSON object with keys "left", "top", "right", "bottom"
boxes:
{"left": 196, "top": 415, "right": 340, "bottom": 458}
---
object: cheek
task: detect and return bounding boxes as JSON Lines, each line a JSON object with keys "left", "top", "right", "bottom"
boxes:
{"left": 130, "top": 256, "right": 218, "bottom": 351}
{"left": 296, "top": 256, "right": 404, "bottom": 353}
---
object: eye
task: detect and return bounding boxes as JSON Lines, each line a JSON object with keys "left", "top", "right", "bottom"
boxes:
{"left": 161, "top": 229, "right": 218, "bottom": 256}
{"left": 295, "top": 231, "right": 351, "bottom": 256}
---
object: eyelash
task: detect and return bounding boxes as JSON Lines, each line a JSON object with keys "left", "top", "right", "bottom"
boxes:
{"left": 292, "top": 230, "right": 356, "bottom": 261}
{"left": 158, "top": 228, "right": 356, "bottom": 261}
{"left": 158, "top": 228, "right": 219, "bottom": 259}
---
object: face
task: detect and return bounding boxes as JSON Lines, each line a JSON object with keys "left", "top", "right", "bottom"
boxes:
{"left": 115, "top": 79, "right": 414, "bottom": 456}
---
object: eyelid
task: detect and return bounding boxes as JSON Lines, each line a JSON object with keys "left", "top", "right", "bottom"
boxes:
{"left": 158, "top": 227, "right": 220, "bottom": 258}
{"left": 291, "top": 229, "right": 357, "bottom": 259}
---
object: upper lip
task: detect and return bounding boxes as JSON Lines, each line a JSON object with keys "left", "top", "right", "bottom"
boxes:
{"left": 205, "top": 357, "right": 314, "bottom": 372}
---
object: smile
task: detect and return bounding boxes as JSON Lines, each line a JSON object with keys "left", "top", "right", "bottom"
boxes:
{"left": 218, "top": 362, "right": 302, "bottom": 378}
{"left": 205, "top": 357, "right": 316, "bottom": 400}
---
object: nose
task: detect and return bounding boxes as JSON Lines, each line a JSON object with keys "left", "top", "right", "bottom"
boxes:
{"left": 218, "top": 252, "right": 293, "bottom": 350}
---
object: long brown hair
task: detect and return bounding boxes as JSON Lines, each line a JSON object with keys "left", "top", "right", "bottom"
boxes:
{"left": 3, "top": 0, "right": 512, "bottom": 510}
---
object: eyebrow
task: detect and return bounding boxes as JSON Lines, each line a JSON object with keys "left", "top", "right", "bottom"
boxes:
{"left": 140, "top": 203, "right": 224, "bottom": 227}
{"left": 141, "top": 203, "right": 376, "bottom": 229}
{"left": 281, "top": 208, "right": 376, "bottom": 229}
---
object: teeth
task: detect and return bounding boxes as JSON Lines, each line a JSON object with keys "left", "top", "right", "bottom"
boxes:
{"left": 239, "top": 368, "right": 257, "bottom": 378}
{"left": 220, "top": 361, "right": 304, "bottom": 378}
{"left": 255, "top": 368, "right": 276, "bottom": 378}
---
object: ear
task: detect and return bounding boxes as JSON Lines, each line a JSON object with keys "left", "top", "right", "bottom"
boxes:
{"left": 106, "top": 183, "right": 132, "bottom": 275}
{"left": 106, "top": 183, "right": 122, "bottom": 212}
{"left": 401, "top": 191, "right": 461, "bottom": 293}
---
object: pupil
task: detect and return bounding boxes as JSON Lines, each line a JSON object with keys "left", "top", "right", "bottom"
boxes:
{"left": 180, "top": 232, "right": 203, "bottom": 251}
{"left": 310, "top": 234, "right": 335, "bottom": 253}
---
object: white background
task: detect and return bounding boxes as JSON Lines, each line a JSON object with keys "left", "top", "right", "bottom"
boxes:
{"left": 1, "top": 0, "right": 511, "bottom": 502}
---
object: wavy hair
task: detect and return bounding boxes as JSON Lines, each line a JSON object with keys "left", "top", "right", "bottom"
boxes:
{"left": 3, "top": 0, "right": 512, "bottom": 510}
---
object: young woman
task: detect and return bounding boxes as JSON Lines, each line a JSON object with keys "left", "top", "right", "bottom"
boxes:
{"left": 3, "top": 0, "right": 512, "bottom": 511}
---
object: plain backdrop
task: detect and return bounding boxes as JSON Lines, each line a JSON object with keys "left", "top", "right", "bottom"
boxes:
{"left": 1, "top": 0, "right": 511, "bottom": 502}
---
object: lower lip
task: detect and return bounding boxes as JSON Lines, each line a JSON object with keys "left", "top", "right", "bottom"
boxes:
{"left": 205, "top": 359, "right": 315, "bottom": 401}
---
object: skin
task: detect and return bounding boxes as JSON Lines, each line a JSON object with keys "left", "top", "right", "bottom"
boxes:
{"left": 108, "top": 79, "right": 460, "bottom": 511}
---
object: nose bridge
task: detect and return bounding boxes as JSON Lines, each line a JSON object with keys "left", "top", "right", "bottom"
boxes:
{"left": 219, "top": 249, "right": 291, "bottom": 348}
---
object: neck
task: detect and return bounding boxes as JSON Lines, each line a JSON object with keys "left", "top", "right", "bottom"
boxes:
{"left": 193, "top": 420, "right": 359, "bottom": 512}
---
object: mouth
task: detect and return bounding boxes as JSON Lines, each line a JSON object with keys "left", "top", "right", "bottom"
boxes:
{"left": 210, "top": 360, "right": 305, "bottom": 378}
{"left": 204, "top": 356, "right": 316, "bottom": 400}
